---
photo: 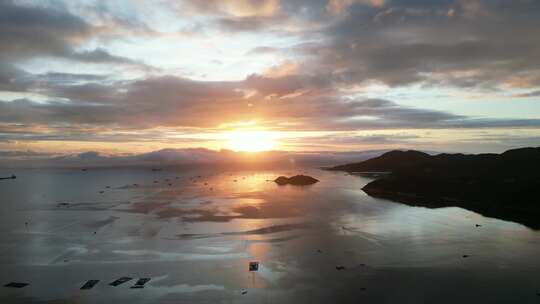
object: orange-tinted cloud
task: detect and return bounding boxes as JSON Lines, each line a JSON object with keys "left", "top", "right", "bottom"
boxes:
{"left": 327, "top": 0, "right": 385, "bottom": 15}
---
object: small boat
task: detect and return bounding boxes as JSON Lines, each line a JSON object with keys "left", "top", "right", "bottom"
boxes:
{"left": 0, "top": 174, "right": 16, "bottom": 180}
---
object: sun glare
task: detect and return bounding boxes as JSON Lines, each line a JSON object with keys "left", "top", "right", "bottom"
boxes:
{"left": 226, "top": 131, "right": 277, "bottom": 152}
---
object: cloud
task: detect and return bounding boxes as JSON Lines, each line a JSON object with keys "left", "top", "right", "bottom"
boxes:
{"left": 176, "top": 0, "right": 327, "bottom": 34}
{"left": 0, "top": 150, "right": 55, "bottom": 159}
{"left": 516, "top": 90, "right": 540, "bottom": 98}
{"left": 286, "top": 133, "right": 419, "bottom": 147}
{"left": 0, "top": 1, "right": 89, "bottom": 60}
{"left": 327, "top": 0, "right": 385, "bottom": 15}
{"left": 0, "top": 62, "right": 29, "bottom": 92}
{"left": 305, "top": 0, "right": 540, "bottom": 89}
{"left": 247, "top": 46, "right": 283, "bottom": 55}
{"left": 184, "top": 0, "right": 281, "bottom": 17}
{"left": 216, "top": 15, "right": 278, "bottom": 32}
{"left": 0, "top": 1, "right": 148, "bottom": 69}
{"left": 68, "top": 48, "right": 140, "bottom": 65}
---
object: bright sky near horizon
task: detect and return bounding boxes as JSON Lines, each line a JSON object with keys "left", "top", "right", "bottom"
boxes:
{"left": 1, "top": 0, "right": 540, "bottom": 156}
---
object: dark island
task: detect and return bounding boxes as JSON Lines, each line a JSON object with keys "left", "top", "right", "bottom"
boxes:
{"left": 330, "top": 147, "right": 540, "bottom": 229}
{"left": 275, "top": 175, "right": 319, "bottom": 186}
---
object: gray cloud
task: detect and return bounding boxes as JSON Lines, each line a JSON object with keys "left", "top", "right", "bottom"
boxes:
{"left": 0, "top": 150, "right": 54, "bottom": 158}
{"left": 217, "top": 16, "right": 276, "bottom": 32}
{"left": 307, "top": 0, "right": 540, "bottom": 88}
{"left": 0, "top": 0, "right": 88, "bottom": 60}
{"left": 516, "top": 90, "right": 540, "bottom": 98}
{"left": 0, "top": 0, "right": 149, "bottom": 74}
{"left": 0, "top": 62, "right": 29, "bottom": 92}
{"left": 247, "top": 46, "right": 283, "bottom": 55}
{"left": 68, "top": 48, "right": 140, "bottom": 65}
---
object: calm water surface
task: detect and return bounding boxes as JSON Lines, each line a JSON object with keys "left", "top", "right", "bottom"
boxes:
{"left": 0, "top": 167, "right": 539, "bottom": 303}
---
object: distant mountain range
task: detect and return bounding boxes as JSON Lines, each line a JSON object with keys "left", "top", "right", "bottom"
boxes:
{"left": 330, "top": 147, "right": 540, "bottom": 229}
{"left": 0, "top": 148, "right": 392, "bottom": 169}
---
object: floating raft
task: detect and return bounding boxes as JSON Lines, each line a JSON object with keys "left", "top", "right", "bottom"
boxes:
{"left": 109, "top": 277, "right": 132, "bottom": 287}
{"left": 4, "top": 282, "right": 28, "bottom": 288}
{"left": 80, "top": 280, "right": 99, "bottom": 290}
{"left": 130, "top": 278, "right": 151, "bottom": 289}
{"left": 249, "top": 261, "right": 259, "bottom": 272}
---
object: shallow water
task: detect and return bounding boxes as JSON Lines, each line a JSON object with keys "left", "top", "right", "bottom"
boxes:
{"left": 0, "top": 167, "right": 539, "bottom": 303}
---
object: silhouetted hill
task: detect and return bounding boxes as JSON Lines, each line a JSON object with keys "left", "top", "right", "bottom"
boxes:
{"left": 329, "top": 150, "right": 431, "bottom": 172}
{"left": 332, "top": 147, "right": 540, "bottom": 229}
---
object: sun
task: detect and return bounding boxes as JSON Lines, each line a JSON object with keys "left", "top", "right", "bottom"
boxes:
{"left": 226, "top": 131, "right": 277, "bottom": 152}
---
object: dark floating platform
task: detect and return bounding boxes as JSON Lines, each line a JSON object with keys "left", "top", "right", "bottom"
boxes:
{"left": 274, "top": 175, "right": 319, "bottom": 186}
{"left": 81, "top": 280, "right": 99, "bottom": 290}
{"left": 249, "top": 261, "right": 259, "bottom": 272}
{"left": 109, "top": 277, "right": 133, "bottom": 287}
{"left": 130, "top": 278, "right": 151, "bottom": 289}
{"left": 4, "top": 282, "right": 28, "bottom": 288}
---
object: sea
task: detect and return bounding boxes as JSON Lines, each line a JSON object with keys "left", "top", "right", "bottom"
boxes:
{"left": 0, "top": 167, "right": 539, "bottom": 303}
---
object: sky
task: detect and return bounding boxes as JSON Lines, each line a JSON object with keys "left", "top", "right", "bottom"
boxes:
{"left": 1, "top": 0, "right": 540, "bottom": 159}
